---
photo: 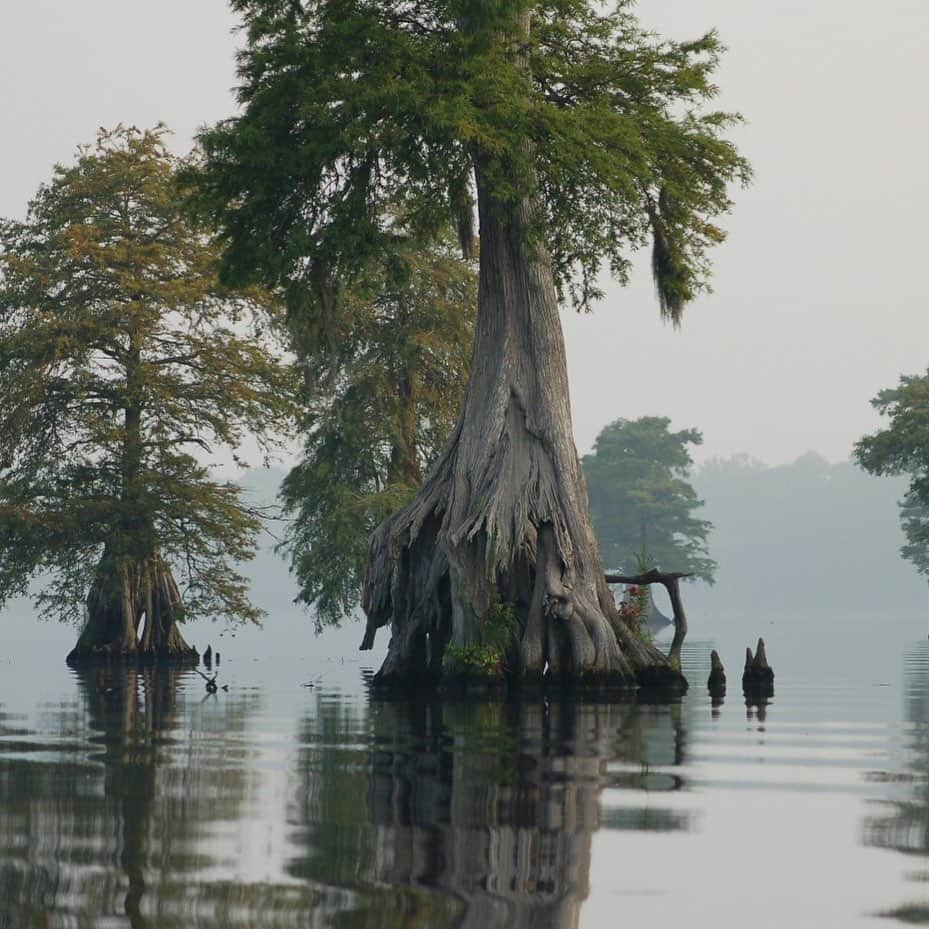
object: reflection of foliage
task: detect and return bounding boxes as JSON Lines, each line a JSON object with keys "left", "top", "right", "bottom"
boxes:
{"left": 878, "top": 903, "right": 929, "bottom": 924}
{"left": 862, "top": 642, "right": 929, "bottom": 921}
{"left": 0, "top": 668, "right": 326, "bottom": 929}
{"left": 287, "top": 695, "right": 463, "bottom": 929}
{"left": 600, "top": 806, "right": 691, "bottom": 832}
{"left": 0, "top": 678, "right": 698, "bottom": 929}
{"left": 364, "top": 696, "right": 693, "bottom": 928}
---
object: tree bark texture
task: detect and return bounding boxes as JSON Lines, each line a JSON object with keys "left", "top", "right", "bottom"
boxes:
{"left": 67, "top": 546, "right": 197, "bottom": 665}
{"left": 363, "top": 171, "right": 683, "bottom": 690}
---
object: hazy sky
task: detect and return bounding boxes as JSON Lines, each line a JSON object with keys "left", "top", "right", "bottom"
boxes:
{"left": 2, "top": 0, "right": 927, "bottom": 465}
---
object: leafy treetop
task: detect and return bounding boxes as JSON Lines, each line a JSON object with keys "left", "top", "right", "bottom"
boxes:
{"left": 280, "top": 234, "right": 476, "bottom": 629}
{"left": 855, "top": 373, "right": 929, "bottom": 579}
{"left": 0, "top": 125, "right": 298, "bottom": 625}
{"left": 193, "top": 0, "right": 749, "bottom": 322}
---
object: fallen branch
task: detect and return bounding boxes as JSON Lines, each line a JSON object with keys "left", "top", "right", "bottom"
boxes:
{"left": 605, "top": 569, "right": 693, "bottom": 666}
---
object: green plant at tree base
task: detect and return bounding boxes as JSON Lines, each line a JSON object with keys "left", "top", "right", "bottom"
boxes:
{"left": 444, "top": 603, "right": 520, "bottom": 677}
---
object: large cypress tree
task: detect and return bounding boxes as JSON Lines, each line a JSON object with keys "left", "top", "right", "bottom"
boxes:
{"left": 0, "top": 126, "right": 297, "bottom": 663}
{"left": 194, "top": 1, "right": 748, "bottom": 687}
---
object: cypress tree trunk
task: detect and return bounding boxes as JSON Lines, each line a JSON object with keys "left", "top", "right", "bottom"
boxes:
{"left": 67, "top": 547, "right": 197, "bottom": 666}
{"left": 68, "top": 327, "right": 197, "bottom": 667}
{"left": 362, "top": 168, "right": 684, "bottom": 691}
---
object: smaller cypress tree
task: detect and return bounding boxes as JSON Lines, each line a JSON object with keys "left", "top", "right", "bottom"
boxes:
{"left": 0, "top": 126, "right": 297, "bottom": 663}
{"left": 855, "top": 373, "right": 929, "bottom": 580}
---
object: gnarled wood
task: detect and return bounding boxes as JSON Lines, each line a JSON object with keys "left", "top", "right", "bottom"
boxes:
{"left": 742, "top": 637, "right": 774, "bottom": 695}
{"left": 707, "top": 649, "right": 726, "bottom": 696}
{"left": 362, "top": 163, "right": 684, "bottom": 692}
{"left": 605, "top": 569, "right": 692, "bottom": 667}
{"left": 67, "top": 547, "right": 197, "bottom": 666}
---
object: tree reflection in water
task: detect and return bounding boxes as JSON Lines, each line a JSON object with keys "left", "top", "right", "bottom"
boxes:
{"left": 0, "top": 673, "right": 694, "bottom": 929}
{"left": 863, "top": 644, "right": 929, "bottom": 862}
{"left": 0, "top": 667, "right": 311, "bottom": 929}
{"left": 349, "top": 695, "right": 694, "bottom": 929}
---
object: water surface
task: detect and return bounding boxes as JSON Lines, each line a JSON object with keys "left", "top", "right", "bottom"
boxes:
{"left": 2, "top": 607, "right": 929, "bottom": 928}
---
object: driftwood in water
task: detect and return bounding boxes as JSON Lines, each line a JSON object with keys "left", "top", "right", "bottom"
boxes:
{"left": 707, "top": 649, "right": 726, "bottom": 696}
{"left": 604, "top": 569, "right": 692, "bottom": 666}
{"left": 195, "top": 667, "right": 219, "bottom": 693}
{"left": 742, "top": 638, "right": 774, "bottom": 695}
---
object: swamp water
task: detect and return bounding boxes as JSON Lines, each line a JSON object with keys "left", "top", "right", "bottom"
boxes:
{"left": 3, "top": 606, "right": 929, "bottom": 928}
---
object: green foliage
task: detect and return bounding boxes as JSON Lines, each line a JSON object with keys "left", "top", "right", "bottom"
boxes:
{"left": 855, "top": 373, "right": 929, "bottom": 578}
{"left": 444, "top": 642, "right": 503, "bottom": 675}
{"left": 0, "top": 126, "right": 297, "bottom": 625}
{"left": 616, "top": 581, "right": 652, "bottom": 643}
{"left": 583, "top": 416, "right": 716, "bottom": 582}
{"left": 481, "top": 602, "right": 520, "bottom": 655}
{"left": 444, "top": 601, "right": 519, "bottom": 676}
{"left": 279, "top": 236, "right": 475, "bottom": 629}
{"left": 191, "top": 0, "right": 748, "bottom": 320}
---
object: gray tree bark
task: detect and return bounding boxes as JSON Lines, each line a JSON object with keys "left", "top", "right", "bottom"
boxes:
{"left": 68, "top": 547, "right": 197, "bottom": 665}
{"left": 362, "top": 165, "right": 684, "bottom": 690}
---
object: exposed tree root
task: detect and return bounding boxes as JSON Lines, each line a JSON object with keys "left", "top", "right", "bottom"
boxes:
{"left": 362, "top": 161, "right": 687, "bottom": 695}
{"left": 362, "top": 395, "right": 685, "bottom": 694}
{"left": 67, "top": 547, "right": 198, "bottom": 667}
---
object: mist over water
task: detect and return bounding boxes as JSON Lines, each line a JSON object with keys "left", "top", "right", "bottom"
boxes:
{"left": 0, "top": 457, "right": 927, "bottom": 927}
{"left": 1, "top": 0, "right": 928, "bottom": 923}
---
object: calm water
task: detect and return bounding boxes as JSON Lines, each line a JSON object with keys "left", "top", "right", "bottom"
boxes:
{"left": 3, "top": 606, "right": 929, "bottom": 928}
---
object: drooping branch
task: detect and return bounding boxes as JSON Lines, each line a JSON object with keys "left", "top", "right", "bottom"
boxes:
{"left": 605, "top": 569, "right": 692, "bottom": 666}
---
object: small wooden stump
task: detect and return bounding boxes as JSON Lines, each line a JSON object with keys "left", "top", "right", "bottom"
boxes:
{"left": 707, "top": 649, "right": 727, "bottom": 697}
{"left": 742, "top": 637, "right": 774, "bottom": 696}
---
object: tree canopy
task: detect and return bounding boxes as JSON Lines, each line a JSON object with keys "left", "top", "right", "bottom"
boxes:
{"left": 855, "top": 373, "right": 929, "bottom": 579}
{"left": 193, "top": 0, "right": 748, "bottom": 319}
{"left": 583, "top": 416, "right": 715, "bottom": 582}
{"left": 0, "top": 126, "right": 296, "bottom": 656}
{"left": 280, "top": 235, "right": 476, "bottom": 629}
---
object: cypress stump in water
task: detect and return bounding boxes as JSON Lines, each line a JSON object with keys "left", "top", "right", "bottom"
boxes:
{"left": 67, "top": 547, "right": 197, "bottom": 666}
{"left": 742, "top": 638, "right": 774, "bottom": 696}
{"left": 707, "top": 650, "right": 727, "bottom": 697}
